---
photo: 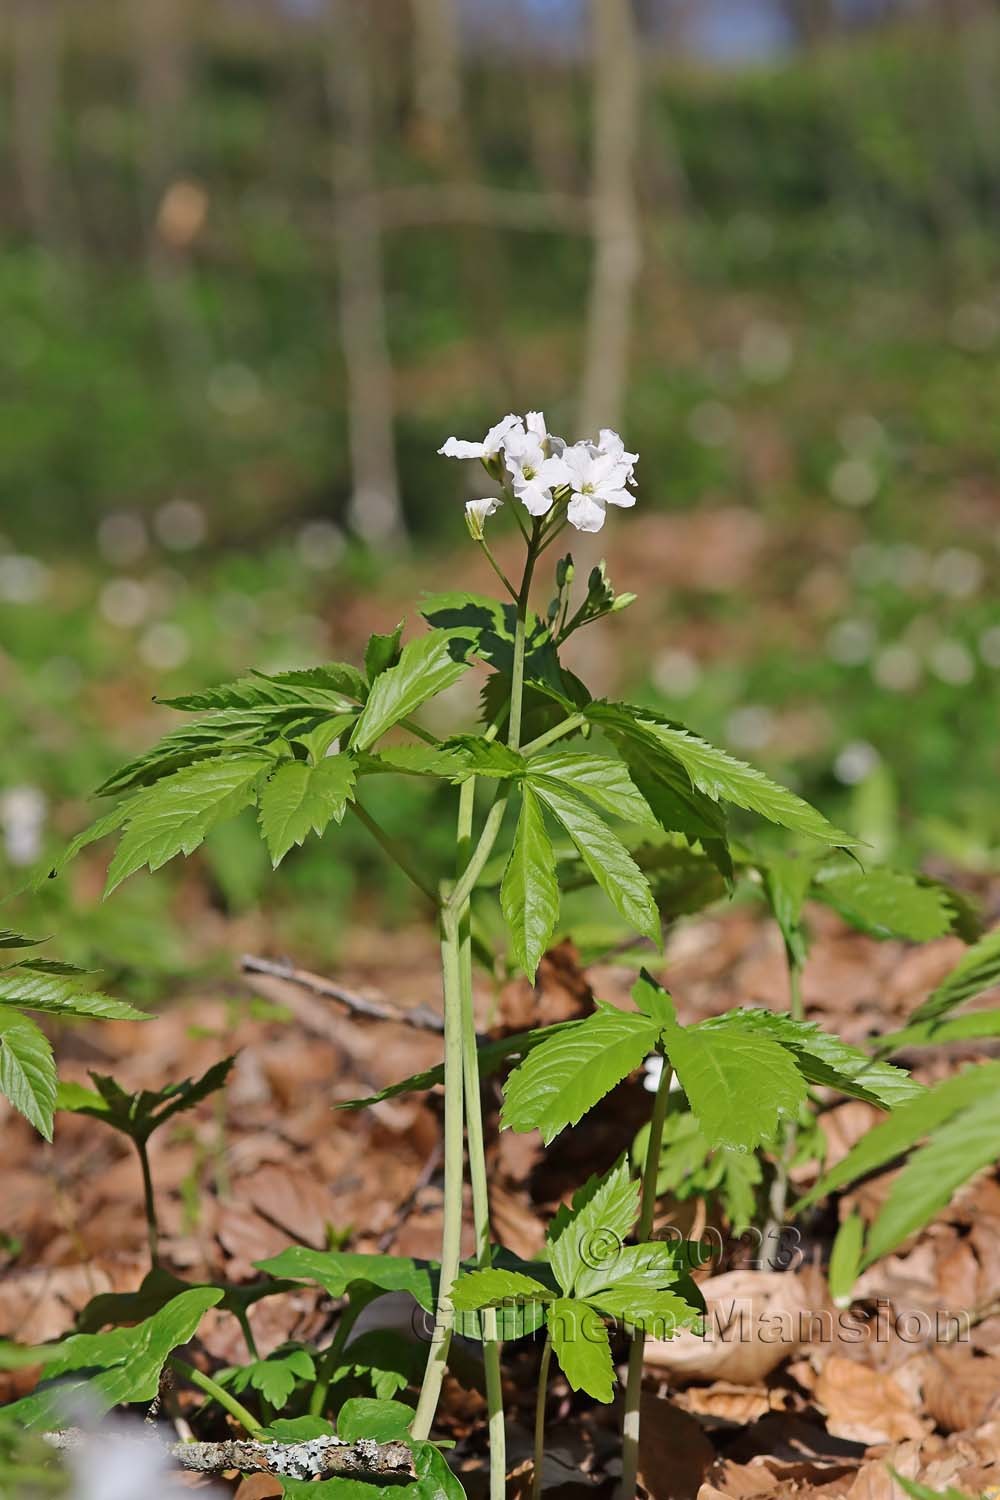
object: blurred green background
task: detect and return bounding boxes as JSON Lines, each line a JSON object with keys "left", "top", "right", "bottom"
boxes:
{"left": 1, "top": 0, "right": 998, "bottom": 991}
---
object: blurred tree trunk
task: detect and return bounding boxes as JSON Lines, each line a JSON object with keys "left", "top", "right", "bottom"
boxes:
{"left": 131, "top": 0, "right": 212, "bottom": 396}
{"left": 411, "top": 0, "right": 462, "bottom": 150}
{"left": 578, "top": 0, "right": 641, "bottom": 437}
{"left": 10, "top": 0, "right": 62, "bottom": 244}
{"left": 327, "top": 0, "right": 405, "bottom": 548}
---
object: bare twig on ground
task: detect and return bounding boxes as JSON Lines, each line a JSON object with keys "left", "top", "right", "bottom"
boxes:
{"left": 45, "top": 1428, "right": 415, "bottom": 1481}
{"left": 240, "top": 954, "right": 445, "bottom": 1034}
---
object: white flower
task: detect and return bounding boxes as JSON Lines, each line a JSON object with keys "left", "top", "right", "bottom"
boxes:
{"left": 562, "top": 440, "right": 637, "bottom": 533}
{"left": 465, "top": 496, "right": 503, "bottom": 539}
{"left": 438, "top": 414, "right": 520, "bottom": 461}
{"left": 503, "top": 412, "right": 570, "bottom": 517}
{"left": 596, "top": 427, "right": 638, "bottom": 485}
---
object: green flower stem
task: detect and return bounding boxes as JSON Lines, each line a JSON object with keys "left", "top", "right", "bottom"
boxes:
{"left": 508, "top": 525, "right": 541, "bottom": 750}
{"left": 789, "top": 958, "right": 804, "bottom": 1023}
{"left": 309, "top": 1296, "right": 364, "bottom": 1416}
{"left": 531, "top": 1332, "right": 553, "bottom": 1500}
{"left": 618, "top": 1056, "right": 673, "bottom": 1500}
{"left": 135, "top": 1138, "right": 160, "bottom": 1269}
{"left": 411, "top": 903, "right": 466, "bottom": 1440}
{"left": 477, "top": 538, "right": 519, "bottom": 602}
{"left": 454, "top": 775, "right": 506, "bottom": 1498}
{"left": 350, "top": 801, "right": 440, "bottom": 907}
{"left": 169, "top": 1357, "right": 263, "bottom": 1437}
{"left": 521, "top": 713, "right": 586, "bottom": 758}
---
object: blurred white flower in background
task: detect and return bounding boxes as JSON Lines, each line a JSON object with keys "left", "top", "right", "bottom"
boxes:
{"left": 829, "top": 456, "right": 878, "bottom": 507}
{"left": 97, "top": 512, "right": 148, "bottom": 566}
{"left": 929, "top": 547, "right": 983, "bottom": 599}
{"left": 0, "top": 554, "right": 49, "bottom": 605}
{"left": 155, "top": 498, "right": 206, "bottom": 552}
{"left": 297, "top": 520, "right": 344, "bottom": 570}
{"left": 0, "top": 784, "right": 47, "bottom": 866}
{"left": 65, "top": 1418, "right": 224, "bottom": 1500}
{"left": 99, "top": 579, "right": 150, "bottom": 629}
{"left": 873, "top": 642, "right": 921, "bottom": 693}
{"left": 928, "top": 639, "right": 975, "bottom": 686}
{"left": 833, "top": 740, "right": 881, "bottom": 786}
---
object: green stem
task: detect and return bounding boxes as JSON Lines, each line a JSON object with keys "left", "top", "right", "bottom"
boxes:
{"left": 765, "top": 950, "right": 803, "bottom": 1264}
{"left": 521, "top": 713, "right": 586, "bottom": 758}
{"left": 532, "top": 1333, "right": 553, "bottom": 1500}
{"left": 789, "top": 958, "right": 804, "bottom": 1022}
{"left": 235, "top": 1306, "right": 260, "bottom": 1362}
{"left": 136, "top": 1138, "right": 160, "bottom": 1269}
{"left": 350, "top": 801, "right": 440, "bottom": 907}
{"left": 618, "top": 1058, "right": 672, "bottom": 1500}
{"left": 169, "top": 1357, "right": 263, "bottom": 1436}
{"left": 478, "top": 539, "right": 519, "bottom": 601}
{"left": 455, "top": 778, "right": 506, "bottom": 1499}
{"left": 309, "top": 1297, "right": 363, "bottom": 1417}
{"left": 448, "top": 794, "right": 508, "bottom": 914}
{"left": 508, "top": 525, "right": 540, "bottom": 750}
{"left": 411, "top": 906, "right": 466, "bottom": 1440}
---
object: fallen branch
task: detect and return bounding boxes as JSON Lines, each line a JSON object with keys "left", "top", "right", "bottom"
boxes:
{"left": 46, "top": 1428, "right": 415, "bottom": 1481}
{"left": 240, "top": 954, "right": 444, "bottom": 1034}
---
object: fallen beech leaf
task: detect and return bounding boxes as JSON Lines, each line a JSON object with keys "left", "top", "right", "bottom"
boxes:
{"left": 645, "top": 1270, "right": 818, "bottom": 1384}
{"left": 637, "top": 1394, "right": 715, "bottom": 1500}
{"left": 922, "top": 1350, "right": 1000, "bottom": 1434}
{"left": 680, "top": 1382, "right": 772, "bottom": 1425}
{"left": 815, "top": 1356, "right": 928, "bottom": 1445}
{"left": 234, "top": 1478, "right": 283, "bottom": 1500}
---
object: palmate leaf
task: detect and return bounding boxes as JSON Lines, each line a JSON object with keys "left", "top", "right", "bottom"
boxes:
{"left": 0, "top": 1010, "right": 56, "bottom": 1140}
{"left": 219, "top": 1347, "right": 316, "bottom": 1409}
{"left": 105, "top": 754, "right": 272, "bottom": 894}
{"left": 0, "top": 967, "right": 147, "bottom": 1021}
{"left": 256, "top": 1247, "right": 437, "bottom": 1312}
{"left": 337, "top": 1021, "right": 582, "bottom": 1111}
{"left": 501, "top": 1006, "right": 659, "bottom": 1144}
{"left": 587, "top": 701, "right": 855, "bottom": 846}
{"left": 590, "top": 1286, "right": 702, "bottom": 1337}
{"left": 663, "top": 1019, "right": 806, "bottom": 1151}
{"left": 501, "top": 785, "right": 560, "bottom": 979}
{"left": 759, "top": 852, "right": 814, "bottom": 966}
{"left": 866, "top": 1091, "right": 1000, "bottom": 1265}
{"left": 546, "top": 1157, "right": 640, "bottom": 1298}
{"left": 909, "top": 925, "right": 1000, "bottom": 1024}
{"left": 811, "top": 864, "right": 960, "bottom": 942}
{"left": 548, "top": 1300, "right": 615, "bottom": 1402}
{"left": 798, "top": 1060, "right": 1000, "bottom": 1209}
{"left": 2, "top": 1287, "right": 222, "bottom": 1429}
{"left": 329, "top": 1330, "right": 424, "bottom": 1402}
{"left": 528, "top": 750, "right": 657, "bottom": 828}
{"left": 57, "top": 1056, "right": 234, "bottom": 1144}
{"left": 351, "top": 631, "right": 470, "bottom": 752}
{"left": 701, "top": 1010, "right": 921, "bottom": 1109}
{"left": 40, "top": 797, "right": 135, "bottom": 885}
{"left": 573, "top": 1239, "right": 689, "bottom": 1304}
{"left": 258, "top": 755, "right": 357, "bottom": 866}
{"left": 531, "top": 779, "right": 660, "bottom": 945}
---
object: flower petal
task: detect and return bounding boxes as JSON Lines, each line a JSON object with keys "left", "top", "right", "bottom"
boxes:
{"left": 567, "top": 492, "right": 607, "bottom": 532}
{"left": 514, "top": 477, "right": 555, "bottom": 516}
{"left": 439, "top": 437, "right": 486, "bottom": 459}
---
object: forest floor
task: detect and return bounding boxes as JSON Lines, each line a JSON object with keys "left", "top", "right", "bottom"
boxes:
{"left": 3, "top": 876, "right": 1000, "bottom": 1500}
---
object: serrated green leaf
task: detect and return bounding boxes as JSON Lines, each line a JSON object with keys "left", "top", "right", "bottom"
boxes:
{"left": 13, "top": 957, "right": 95, "bottom": 976}
{"left": 531, "top": 780, "right": 660, "bottom": 946}
{"left": 632, "top": 970, "right": 676, "bottom": 1028}
{"left": 337, "top": 1021, "right": 582, "bottom": 1111}
{"left": 547, "top": 1300, "right": 615, "bottom": 1402}
{"left": 798, "top": 1061, "right": 1000, "bottom": 1209}
{"left": 588, "top": 702, "right": 854, "bottom": 846}
{"left": 613, "top": 736, "right": 731, "bottom": 846}
{"left": 828, "top": 1212, "right": 864, "bottom": 1306}
{"left": 40, "top": 798, "right": 135, "bottom": 884}
{"left": 574, "top": 1240, "right": 689, "bottom": 1303}
{"left": 3, "top": 1287, "right": 222, "bottom": 1428}
{"left": 590, "top": 1285, "right": 701, "bottom": 1336}
{"left": 812, "top": 865, "right": 959, "bottom": 942}
{"left": 0, "top": 969, "right": 147, "bottom": 1021}
{"left": 502, "top": 1008, "right": 659, "bottom": 1145}
{"left": 351, "top": 632, "right": 469, "bottom": 752}
{"left": 105, "top": 754, "right": 271, "bottom": 893}
{"left": 664, "top": 1020, "right": 806, "bottom": 1150}
{"left": 58, "top": 1057, "right": 234, "bottom": 1143}
{"left": 329, "top": 1330, "right": 424, "bottom": 1402}
{"left": 909, "top": 925, "right": 1000, "bottom": 1024}
{"left": 365, "top": 624, "right": 404, "bottom": 684}
{"left": 702, "top": 1010, "right": 922, "bottom": 1109}
{"left": 337, "top": 1397, "right": 414, "bottom": 1442}
{"left": 256, "top": 1247, "right": 437, "bottom": 1311}
{"left": 546, "top": 1158, "right": 640, "bottom": 1297}
{"left": 758, "top": 852, "right": 815, "bottom": 965}
{"left": 0, "top": 1011, "right": 56, "bottom": 1140}
{"left": 160, "top": 668, "right": 363, "bottom": 713}
{"left": 501, "top": 785, "right": 559, "bottom": 979}
{"left": 450, "top": 1268, "right": 553, "bottom": 1311}
{"left": 219, "top": 1347, "right": 315, "bottom": 1409}
{"left": 866, "top": 1091, "right": 1000, "bottom": 1265}
{"left": 877, "top": 1007, "right": 1000, "bottom": 1054}
{"left": 529, "top": 750, "right": 656, "bottom": 827}
{"left": 0, "top": 930, "right": 44, "bottom": 949}
{"left": 259, "top": 755, "right": 356, "bottom": 865}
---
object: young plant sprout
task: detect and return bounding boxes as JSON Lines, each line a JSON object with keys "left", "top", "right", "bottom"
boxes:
{"left": 8, "top": 413, "right": 962, "bottom": 1499}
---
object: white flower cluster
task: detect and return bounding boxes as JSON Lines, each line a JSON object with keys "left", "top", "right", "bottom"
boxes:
{"left": 439, "top": 411, "right": 637, "bottom": 535}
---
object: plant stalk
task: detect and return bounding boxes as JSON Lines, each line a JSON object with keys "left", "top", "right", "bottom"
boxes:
{"left": 169, "top": 1357, "right": 263, "bottom": 1437}
{"left": 508, "top": 525, "right": 540, "bottom": 750}
{"left": 764, "top": 950, "right": 804, "bottom": 1265}
{"left": 532, "top": 1332, "right": 553, "bottom": 1500}
{"left": 456, "top": 777, "right": 506, "bottom": 1499}
{"left": 410, "top": 905, "right": 466, "bottom": 1440}
{"left": 350, "top": 801, "right": 440, "bottom": 907}
{"left": 618, "top": 1057, "right": 673, "bottom": 1500}
{"left": 309, "top": 1297, "right": 364, "bottom": 1416}
{"left": 135, "top": 1138, "right": 160, "bottom": 1268}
